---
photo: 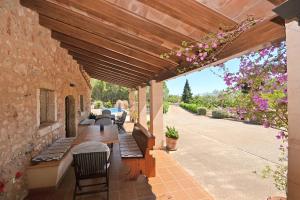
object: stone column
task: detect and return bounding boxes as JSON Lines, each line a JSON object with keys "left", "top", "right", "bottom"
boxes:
{"left": 149, "top": 80, "right": 164, "bottom": 148}
{"left": 286, "top": 21, "right": 300, "bottom": 200}
{"left": 128, "top": 89, "right": 136, "bottom": 123}
{"left": 138, "top": 86, "right": 147, "bottom": 128}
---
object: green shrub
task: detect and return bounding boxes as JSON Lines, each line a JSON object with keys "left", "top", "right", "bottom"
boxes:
{"left": 103, "top": 101, "right": 113, "bottom": 108}
{"left": 165, "top": 126, "right": 179, "bottom": 139}
{"left": 94, "top": 100, "right": 103, "bottom": 109}
{"left": 197, "top": 107, "right": 207, "bottom": 115}
{"left": 180, "top": 103, "right": 198, "bottom": 113}
{"left": 212, "top": 110, "right": 228, "bottom": 119}
{"left": 163, "top": 102, "right": 170, "bottom": 114}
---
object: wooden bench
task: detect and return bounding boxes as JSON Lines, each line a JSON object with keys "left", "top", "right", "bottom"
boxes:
{"left": 119, "top": 123, "right": 155, "bottom": 179}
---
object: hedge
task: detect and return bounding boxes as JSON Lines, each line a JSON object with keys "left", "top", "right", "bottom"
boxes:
{"left": 212, "top": 110, "right": 229, "bottom": 119}
{"left": 197, "top": 107, "right": 207, "bottom": 115}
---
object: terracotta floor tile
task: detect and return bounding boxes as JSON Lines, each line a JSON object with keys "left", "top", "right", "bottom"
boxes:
{"left": 151, "top": 183, "right": 167, "bottom": 196}
{"left": 164, "top": 181, "right": 182, "bottom": 192}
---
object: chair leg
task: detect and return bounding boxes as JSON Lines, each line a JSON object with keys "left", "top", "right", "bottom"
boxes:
{"left": 73, "top": 182, "right": 77, "bottom": 200}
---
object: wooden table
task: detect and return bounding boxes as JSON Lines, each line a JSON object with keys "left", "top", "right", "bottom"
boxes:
{"left": 73, "top": 125, "right": 119, "bottom": 145}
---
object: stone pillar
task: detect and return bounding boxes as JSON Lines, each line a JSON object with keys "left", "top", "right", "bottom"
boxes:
{"left": 138, "top": 86, "right": 147, "bottom": 128}
{"left": 128, "top": 89, "right": 136, "bottom": 123}
{"left": 286, "top": 21, "right": 300, "bottom": 200}
{"left": 149, "top": 80, "right": 164, "bottom": 148}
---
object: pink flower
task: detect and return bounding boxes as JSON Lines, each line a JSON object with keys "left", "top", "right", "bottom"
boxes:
{"left": 212, "top": 42, "right": 218, "bottom": 48}
{"left": 176, "top": 51, "right": 182, "bottom": 57}
{"left": 204, "top": 44, "right": 209, "bottom": 49}
{"left": 198, "top": 43, "right": 204, "bottom": 48}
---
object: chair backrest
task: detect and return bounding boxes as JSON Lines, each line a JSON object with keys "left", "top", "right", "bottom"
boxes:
{"left": 95, "top": 117, "right": 112, "bottom": 126}
{"left": 73, "top": 152, "right": 108, "bottom": 178}
{"left": 120, "top": 111, "right": 127, "bottom": 124}
{"left": 102, "top": 109, "right": 111, "bottom": 115}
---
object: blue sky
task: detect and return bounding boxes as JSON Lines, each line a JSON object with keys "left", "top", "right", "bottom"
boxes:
{"left": 166, "top": 58, "right": 240, "bottom": 95}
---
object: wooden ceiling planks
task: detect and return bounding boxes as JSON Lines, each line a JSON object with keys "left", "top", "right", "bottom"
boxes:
{"left": 53, "top": 0, "right": 196, "bottom": 49}
{"left": 39, "top": 15, "right": 175, "bottom": 70}
{"left": 195, "top": 0, "right": 277, "bottom": 23}
{"left": 51, "top": 32, "right": 163, "bottom": 73}
{"left": 137, "top": 0, "right": 236, "bottom": 33}
{"left": 60, "top": 43, "right": 155, "bottom": 78}
{"left": 20, "top": 0, "right": 286, "bottom": 88}
{"left": 73, "top": 56, "right": 150, "bottom": 81}
{"left": 20, "top": 0, "right": 177, "bottom": 62}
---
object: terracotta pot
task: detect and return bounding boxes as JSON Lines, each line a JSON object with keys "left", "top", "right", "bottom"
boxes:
{"left": 166, "top": 137, "right": 178, "bottom": 151}
{"left": 267, "top": 197, "right": 286, "bottom": 200}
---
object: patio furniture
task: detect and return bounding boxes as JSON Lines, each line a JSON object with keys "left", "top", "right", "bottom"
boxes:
{"left": 73, "top": 125, "right": 119, "bottom": 146}
{"left": 95, "top": 117, "right": 113, "bottom": 126}
{"left": 119, "top": 123, "right": 155, "bottom": 179}
{"left": 96, "top": 114, "right": 115, "bottom": 122}
{"left": 102, "top": 109, "right": 111, "bottom": 115}
{"left": 72, "top": 150, "right": 110, "bottom": 199}
{"left": 115, "top": 111, "right": 127, "bottom": 132}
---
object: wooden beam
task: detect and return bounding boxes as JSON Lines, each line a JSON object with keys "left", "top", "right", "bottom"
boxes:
{"left": 20, "top": 0, "right": 175, "bottom": 61}
{"left": 51, "top": 31, "right": 163, "bottom": 73}
{"left": 89, "top": 74, "right": 135, "bottom": 88}
{"left": 84, "top": 68, "right": 140, "bottom": 87}
{"left": 79, "top": 62, "right": 145, "bottom": 85}
{"left": 138, "top": 0, "right": 236, "bottom": 33}
{"left": 156, "top": 18, "right": 286, "bottom": 81}
{"left": 68, "top": 50, "right": 153, "bottom": 79}
{"left": 53, "top": 0, "right": 194, "bottom": 48}
{"left": 61, "top": 43, "right": 156, "bottom": 77}
{"left": 38, "top": 15, "right": 175, "bottom": 70}
{"left": 266, "top": 0, "right": 286, "bottom": 6}
{"left": 218, "top": 17, "right": 285, "bottom": 59}
{"left": 74, "top": 58, "right": 149, "bottom": 82}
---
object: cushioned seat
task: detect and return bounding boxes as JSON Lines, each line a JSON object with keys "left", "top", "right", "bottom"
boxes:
{"left": 119, "top": 134, "right": 143, "bottom": 158}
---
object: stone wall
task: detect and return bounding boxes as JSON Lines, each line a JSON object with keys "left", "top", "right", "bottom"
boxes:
{"left": 0, "top": 0, "right": 91, "bottom": 199}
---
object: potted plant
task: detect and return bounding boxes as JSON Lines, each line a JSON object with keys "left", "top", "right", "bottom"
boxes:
{"left": 165, "top": 126, "right": 179, "bottom": 151}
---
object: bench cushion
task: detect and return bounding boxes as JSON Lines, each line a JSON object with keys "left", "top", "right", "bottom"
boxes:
{"left": 119, "top": 134, "right": 143, "bottom": 158}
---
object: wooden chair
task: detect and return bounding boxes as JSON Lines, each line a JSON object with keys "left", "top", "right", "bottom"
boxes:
{"left": 73, "top": 152, "right": 110, "bottom": 200}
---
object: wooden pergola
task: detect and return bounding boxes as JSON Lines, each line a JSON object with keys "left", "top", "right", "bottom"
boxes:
{"left": 21, "top": 0, "right": 285, "bottom": 88}
{"left": 20, "top": 1, "right": 300, "bottom": 199}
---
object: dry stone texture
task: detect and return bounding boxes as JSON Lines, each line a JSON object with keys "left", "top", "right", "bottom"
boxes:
{"left": 0, "top": 0, "right": 91, "bottom": 199}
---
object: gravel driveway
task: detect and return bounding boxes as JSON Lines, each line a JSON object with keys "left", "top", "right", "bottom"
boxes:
{"left": 164, "top": 105, "right": 285, "bottom": 200}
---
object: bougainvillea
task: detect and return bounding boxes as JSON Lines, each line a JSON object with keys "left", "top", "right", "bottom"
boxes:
{"left": 221, "top": 42, "right": 288, "bottom": 193}
{"left": 161, "top": 17, "right": 259, "bottom": 74}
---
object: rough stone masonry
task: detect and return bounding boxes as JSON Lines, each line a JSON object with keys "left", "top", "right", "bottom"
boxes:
{"left": 0, "top": 0, "right": 91, "bottom": 199}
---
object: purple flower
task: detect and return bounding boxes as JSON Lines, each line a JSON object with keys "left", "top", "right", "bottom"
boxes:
{"left": 252, "top": 95, "right": 269, "bottom": 111}
{"left": 263, "top": 120, "right": 270, "bottom": 128}
{"left": 204, "top": 44, "right": 209, "bottom": 49}
{"left": 212, "top": 42, "right": 218, "bottom": 48}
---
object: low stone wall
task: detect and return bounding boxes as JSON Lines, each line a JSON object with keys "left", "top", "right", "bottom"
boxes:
{"left": 0, "top": 0, "right": 91, "bottom": 199}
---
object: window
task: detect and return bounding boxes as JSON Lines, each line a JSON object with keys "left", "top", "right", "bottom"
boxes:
{"left": 80, "top": 95, "right": 84, "bottom": 112}
{"left": 40, "top": 89, "right": 55, "bottom": 125}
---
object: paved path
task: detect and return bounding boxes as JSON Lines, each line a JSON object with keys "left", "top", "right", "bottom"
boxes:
{"left": 164, "top": 105, "right": 284, "bottom": 200}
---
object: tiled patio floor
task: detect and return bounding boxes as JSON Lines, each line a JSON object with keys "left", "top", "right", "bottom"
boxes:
{"left": 26, "top": 143, "right": 213, "bottom": 200}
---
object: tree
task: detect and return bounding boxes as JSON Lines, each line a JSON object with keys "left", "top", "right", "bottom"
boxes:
{"left": 221, "top": 42, "right": 287, "bottom": 193}
{"left": 181, "top": 80, "right": 193, "bottom": 103}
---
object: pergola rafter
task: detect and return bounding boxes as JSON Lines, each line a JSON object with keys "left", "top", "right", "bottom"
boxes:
{"left": 20, "top": 0, "right": 286, "bottom": 88}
